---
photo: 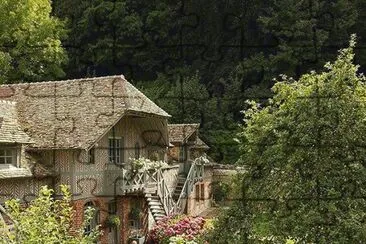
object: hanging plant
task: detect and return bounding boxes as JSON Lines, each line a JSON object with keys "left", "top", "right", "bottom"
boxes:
{"left": 105, "top": 214, "right": 121, "bottom": 227}
{"left": 129, "top": 206, "right": 142, "bottom": 220}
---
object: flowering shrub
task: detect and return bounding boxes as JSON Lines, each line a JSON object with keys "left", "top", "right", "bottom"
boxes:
{"left": 129, "top": 157, "right": 168, "bottom": 172}
{"left": 148, "top": 215, "right": 211, "bottom": 243}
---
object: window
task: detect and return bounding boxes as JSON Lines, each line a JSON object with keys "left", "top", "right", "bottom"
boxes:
{"left": 84, "top": 201, "right": 99, "bottom": 236}
{"left": 88, "top": 148, "right": 95, "bottom": 164}
{"left": 135, "top": 142, "right": 140, "bottom": 159}
{"left": 108, "top": 200, "right": 117, "bottom": 214}
{"left": 195, "top": 184, "right": 200, "bottom": 202}
{"left": 108, "top": 200, "right": 117, "bottom": 233}
{"left": 0, "top": 148, "right": 16, "bottom": 165}
{"left": 109, "top": 138, "right": 124, "bottom": 164}
{"left": 179, "top": 145, "right": 186, "bottom": 162}
{"left": 200, "top": 184, "right": 205, "bottom": 200}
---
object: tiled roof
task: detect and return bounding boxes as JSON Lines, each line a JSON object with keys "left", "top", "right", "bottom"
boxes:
{"left": 0, "top": 166, "right": 33, "bottom": 179}
{"left": 0, "top": 101, "right": 33, "bottom": 144}
{"left": 168, "top": 124, "right": 200, "bottom": 143}
{"left": 0, "top": 75, "right": 170, "bottom": 149}
{"left": 192, "top": 137, "right": 210, "bottom": 149}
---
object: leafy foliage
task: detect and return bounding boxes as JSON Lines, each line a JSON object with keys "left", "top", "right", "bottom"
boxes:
{"left": 52, "top": 0, "right": 362, "bottom": 164}
{"left": 209, "top": 36, "right": 366, "bottom": 242}
{"left": 211, "top": 173, "right": 243, "bottom": 205}
{"left": 0, "top": 185, "right": 100, "bottom": 244}
{"left": 0, "top": 0, "right": 67, "bottom": 83}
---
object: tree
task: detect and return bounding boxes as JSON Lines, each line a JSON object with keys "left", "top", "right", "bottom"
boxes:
{"left": 0, "top": 185, "right": 100, "bottom": 244}
{"left": 53, "top": 0, "right": 363, "bottom": 165}
{"left": 0, "top": 0, "right": 67, "bottom": 83}
{"left": 209, "top": 36, "right": 366, "bottom": 242}
{"left": 52, "top": 0, "right": 177, "bottom": 79}
{"left": 137, "top": 70, "right": 241, "bottom": 163}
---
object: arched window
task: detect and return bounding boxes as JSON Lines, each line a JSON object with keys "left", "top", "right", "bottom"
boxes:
{"left": 84, "top": 201, "right": 99, "bottom": 235}
{"left": 135, "top": 142, "right": 140, "bottom": 159}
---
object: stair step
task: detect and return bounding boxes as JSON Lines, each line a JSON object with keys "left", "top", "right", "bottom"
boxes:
{"left": 145, "top": 193, "right": 158, "bottom": 197}
{"left": 154, "top": 213, "right": 166, "bottom": 217}
{"left": 149, "top": 205, "right": 163, "bottom": 209}
{"left": 147, "top": 197, "right": 160, "bottom": 201}
{"left": 151, "top": 206, "right": 164, "bottom": 210}
{"left": 145, "top": 193, "right": 157, "bottom": 198}
{"left": 151, "top": 208, "right": 165, "bottom": 214}
{"left": 149, "top": 204, "right": 163, "bottom": 208}
{"left": 151, "top": 209, "right": 165, "bottom": 214}
{"left": 147, "top": 197, "right": 159, "bottom": 201}
{"left": 149, "top": 202, "right": 163, "bottom": 206}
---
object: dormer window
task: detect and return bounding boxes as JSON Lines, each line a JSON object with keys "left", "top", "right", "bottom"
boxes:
{"left": 179, "top": 145, "right": 186, "bottom": 162}
{"left": 0, "top": 148, "right": 17, "bottom": 166}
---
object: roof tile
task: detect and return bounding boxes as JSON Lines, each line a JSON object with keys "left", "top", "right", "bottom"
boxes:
{"left": 168, "top": 124, "right": 200, "bottom": 143}
{"left": 0, "top": 75, "right": 169, "bottom": 149}
{"left": 0, "top": 101, "right": 33, "bottom": 144}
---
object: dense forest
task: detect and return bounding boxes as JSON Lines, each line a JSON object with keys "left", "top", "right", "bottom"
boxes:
{"left": 3, "top": 0, "right": 366, "bottom": 163}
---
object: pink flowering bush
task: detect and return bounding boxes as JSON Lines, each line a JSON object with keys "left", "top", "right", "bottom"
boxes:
{"left": 148, "top": 214, "right": 210, "bottom": 243}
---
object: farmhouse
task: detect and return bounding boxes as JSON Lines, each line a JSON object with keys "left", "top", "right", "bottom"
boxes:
{"left": 0, "top": 75, "right": 212, "bottom": 243}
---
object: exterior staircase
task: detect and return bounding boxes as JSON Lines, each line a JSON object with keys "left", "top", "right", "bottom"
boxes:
{"left": 172, "top": 175, "right": 186, "bottom": 201}
{"left": 144, "top": 182, "right": 167, "bottom": 222}
{"left": 145, "top": 193, "right": 166, "bottom": 222}
{"left": 120, "top": 157, "right": 207, "bottom": 223}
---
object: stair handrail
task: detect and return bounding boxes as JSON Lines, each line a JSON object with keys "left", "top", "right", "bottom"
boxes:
{"left": 173, "top": 156, "right": 206, "bottom": 214}
{"left": 156, "top": 168, "right": 176, "bottom": 215}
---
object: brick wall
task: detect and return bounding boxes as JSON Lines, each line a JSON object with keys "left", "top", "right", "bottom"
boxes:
{"left": 72, "top": 196, "right": 147, "bottom": 244}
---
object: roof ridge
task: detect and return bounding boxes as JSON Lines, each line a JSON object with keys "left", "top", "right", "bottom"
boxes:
{"left": 0, "top": 74, "right": 126, "bottom": 87}
{"left": 168, "top": 123, "right": 200, "bottom": 126}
